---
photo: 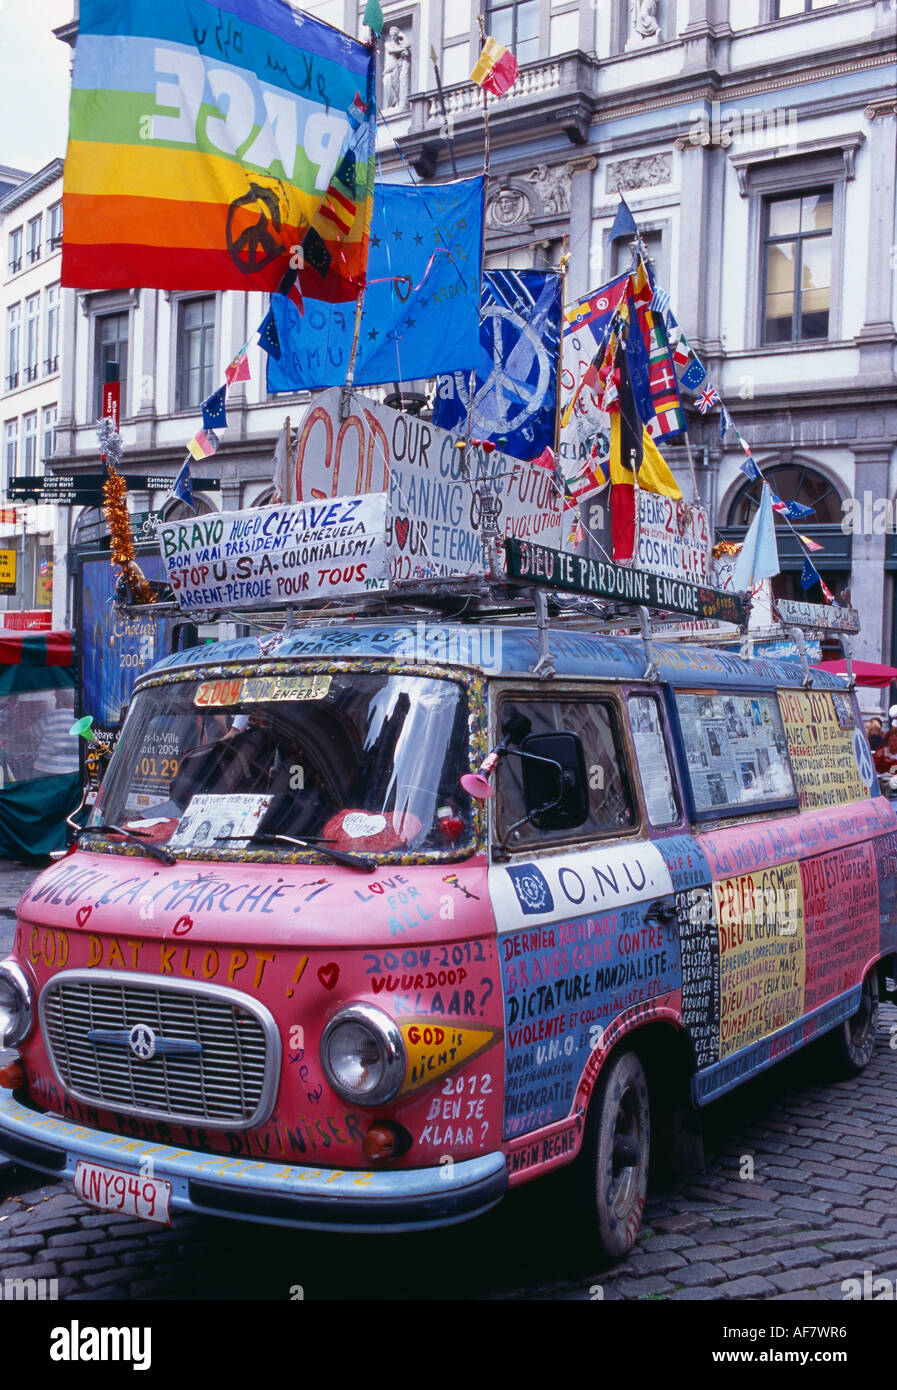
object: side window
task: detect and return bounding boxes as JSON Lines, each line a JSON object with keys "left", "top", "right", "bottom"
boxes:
{"left": 674, "top": 690, "right": 797, "bottom": 817}
{"left": 627, "top": 693, "right": 679, "bottom": 826}
{"left": 497, "top": 697, "right": 635, "bottom": 848}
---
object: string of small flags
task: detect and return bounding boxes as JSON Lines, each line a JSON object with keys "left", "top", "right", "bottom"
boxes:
{"left": 663, "top": 307, "right": 833, "bottom": 602}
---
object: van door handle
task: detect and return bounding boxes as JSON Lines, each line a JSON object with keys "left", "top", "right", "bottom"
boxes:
{"left": 644, "top": 900, "right": 678, "bottom": 929}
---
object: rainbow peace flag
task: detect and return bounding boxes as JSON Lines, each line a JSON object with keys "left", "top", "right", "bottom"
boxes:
{"left": 61, "top": 0, "right": 375, "bottom": 293}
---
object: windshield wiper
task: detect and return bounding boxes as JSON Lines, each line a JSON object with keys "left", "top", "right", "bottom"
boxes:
{"left": 81, "top": 823, "right": 177, "bottom": 866}
{"left": 214, "top": 832, "right": 375, "bottom": 872}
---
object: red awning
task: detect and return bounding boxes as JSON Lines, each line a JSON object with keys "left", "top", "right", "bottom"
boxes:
{"left": 0, "top": 631, "right": 73, "bottom": 667}
{"left": 812, "top": 660, "right": 897, "bottom": 688}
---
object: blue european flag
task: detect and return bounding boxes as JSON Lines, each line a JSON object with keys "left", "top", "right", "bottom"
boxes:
{"left": 201, "top": 385, "right": 227, "bottom": 432}
{"left": 800, "top": 556, "right": 820, "bottom": 590}
{"left": 267, "top": 177, "right": 484, "bottom": 391}
{"left": 784, "top": 499, "right": 815, "bottom": 520}
{"left": 172, "top": 458, "right": 195, "bottom": 512}
{"left": 679, "top": 357, "right": 707, "bottom": 392}
{"left": 258, "top": 308, "right": 281, "bottom": 360}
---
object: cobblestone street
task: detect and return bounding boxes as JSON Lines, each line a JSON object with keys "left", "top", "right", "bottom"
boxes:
{"left": 2, "top": 987, "right": 895, "bottom": 1302}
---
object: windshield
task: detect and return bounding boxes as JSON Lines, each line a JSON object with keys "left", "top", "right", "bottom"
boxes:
{"left": 90, "top": 669, "right": 475, "bottom": 860}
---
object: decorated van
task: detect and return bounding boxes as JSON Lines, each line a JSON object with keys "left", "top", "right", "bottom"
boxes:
{"left": 1, "top": 597, "right": 895, "bottom": 1257}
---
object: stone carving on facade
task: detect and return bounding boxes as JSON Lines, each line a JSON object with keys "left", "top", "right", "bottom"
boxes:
{"left": 606, "top": 153, "right": 671, "bottom": 193}
{"left": 485, "top": 164, "right": 573, "bottom": 230}
{"left": 526, "top": 164, "right": 572, "bottom": 216}
{"left": 626, "top": 0, "right": 661, "bottom": 49}
{"left": 382, "top": 27, "right": 411, "bottom": 111}
{"left": 486, "top": 184, "right": 533, "bottom": 230}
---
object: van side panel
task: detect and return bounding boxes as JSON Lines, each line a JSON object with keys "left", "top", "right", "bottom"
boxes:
{"left": 692, "top": 797, "right": 895, "bottom": 1102}
{"left": 490, "top": 841, "right": 681, "bottom": 1155}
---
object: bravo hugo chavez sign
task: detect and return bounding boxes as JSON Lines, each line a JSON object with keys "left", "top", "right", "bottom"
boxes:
{"left": 504, "top": 538, "right": 749, "bottom": 626}
{"left": 158, "top": 493, "right": 388, "bottom": 612}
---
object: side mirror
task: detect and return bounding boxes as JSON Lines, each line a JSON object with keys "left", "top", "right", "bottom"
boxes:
{"left": 520, "top": 732, "right": 589, "bottom": 830}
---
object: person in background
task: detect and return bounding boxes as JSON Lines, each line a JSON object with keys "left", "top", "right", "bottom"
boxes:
{"left": 866, "top": 717, "right": 884, "bottom": 751}
{"left": 873, "top": 728, "right": 897, "bottom": 775}
{"left": 33, "top": 687, "right": 78, "bottom": 778}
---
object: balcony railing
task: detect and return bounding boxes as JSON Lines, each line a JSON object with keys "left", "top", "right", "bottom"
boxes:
{"left": 5, "top": 372, "right": 19, "bottom": 391}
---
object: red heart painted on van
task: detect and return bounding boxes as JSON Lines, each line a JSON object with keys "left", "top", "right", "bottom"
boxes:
{"left": 317, "top": 962, "right": 339, "bottom": 991}
{"left": 173, "top": 915, "right": 193, "bottom": 936}
{"left": 76, "top": 905, "right": 92, "bottom": 928}
{"left": 394, "top": 517, "right": 410, "bottom": 550}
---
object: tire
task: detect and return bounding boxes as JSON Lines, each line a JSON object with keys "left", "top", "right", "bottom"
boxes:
{"left": 826, "top": 969, "right": 879, "bottom": 1077}
{"left": 580, "top": 1050, "right": 651, "bottom": 1260}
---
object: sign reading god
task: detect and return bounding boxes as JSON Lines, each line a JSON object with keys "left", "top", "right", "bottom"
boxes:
{"left": 504, "top": 538, "right": 748, "bottom": 626}
{"left": 158, "top": 494, "right": 388, "bottom": 612}
{"left": 774, "top": 598, "right": 860, "bottom": 634}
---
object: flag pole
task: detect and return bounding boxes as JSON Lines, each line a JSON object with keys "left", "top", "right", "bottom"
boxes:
{"left": 430, "top": 46, "right": 459, "bottom": 179}
{"left": 341, "top": 30, "right": 379, "bottom": 421}
{"left": 465, "top": 14, "right": 492, "bottom": 452}
{"left": 284, "top": 416, "right": 292, "bottom": 505}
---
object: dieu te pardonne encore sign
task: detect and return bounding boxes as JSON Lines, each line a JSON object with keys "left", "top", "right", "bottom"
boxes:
{"left": 504, "top": 538, "right": 748, "bottom": 626}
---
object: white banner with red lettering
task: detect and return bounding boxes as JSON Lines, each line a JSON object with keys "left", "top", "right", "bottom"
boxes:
{"left": 158, "top": 493, "right": 388, "bottom": 612}
{"left": 635, "top": 494, "right": 711, "bottom": 584}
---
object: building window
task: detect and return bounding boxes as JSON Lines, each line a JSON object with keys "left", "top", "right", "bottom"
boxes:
{"left": 94, "top": 311, "right": 129, "bottom": 420}
{"left": 47, "top": 202, "right": 63, "bottom": 249}
{"left": 724, "top": 463, "right": 849, "bottom": 605}
{"left": 486, "top": 0, "right": 540, "bottom": 65}
{"left": 775, "top": 0, "right": 841, "bottom": 14}
{"left": 176, "top": 296, "right": 216, "bottom": 411}
{"left": 5, "top": 304, "right": 20, "bottom": 392}
{"left": 44, "top": 284, "right": 59, "bottom": 374}
{"left": 41, "top": 405, "right": 57, "bottom": 462}
{"left": 22, "top": 412, "right": 37, "bottom": 471}
{"left": 27, "top": 215, "right": 41, "bottom": 265}
{"left": 7, "top": 227, "right": 22, "bottom": 277}
{"left": 24, "top": 295, "right": 40, "bottom": 383}
{"left": 612, "top": 228, "right": 665, "bottom": 285}
{"left": 762, "top": 189, "right": 832, "bottom": 343}
{"left": 3, "top": 421, "right": 17, "bottom": 479}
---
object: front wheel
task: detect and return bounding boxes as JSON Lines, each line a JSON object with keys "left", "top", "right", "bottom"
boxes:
{"left": 580, "top": 1049, "right": 651, "bottom": 1259}
{"left": 826, "top": 969, "right": 879, "bottom": 1076}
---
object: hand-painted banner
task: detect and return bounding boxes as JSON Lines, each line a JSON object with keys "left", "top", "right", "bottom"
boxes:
{"left": 267, "top": 177, "right": 484, "bottom": 389}
{"left": 291, "top": 388, "right": 576, "bottom": 583}
{"left": 62, "top": 0, "right": 374, "bottom": 291}
{"left": 158, "top": 492, "right": 388, "bottom": 611}
{"left": 433, "top": 270, "right": 562, "bottom": 461}
{"left": 635, "top": 494, "right": 710, "bottom": 584}
{"left": 778, "top": 688, "right": 870, "bottom": 809}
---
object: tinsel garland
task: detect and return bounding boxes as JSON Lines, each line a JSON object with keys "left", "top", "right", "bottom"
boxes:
{"left": 97, "top": 419, "right": 156, "bottom": 605}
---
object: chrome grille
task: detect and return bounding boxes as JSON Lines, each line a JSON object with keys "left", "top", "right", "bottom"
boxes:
{"left": 40, "top": 971, "right": 277, "bottom": 1129}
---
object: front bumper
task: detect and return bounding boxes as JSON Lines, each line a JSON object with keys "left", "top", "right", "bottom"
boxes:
{"left": 0, "top": 1094, "right": 508, "bottom": 1233}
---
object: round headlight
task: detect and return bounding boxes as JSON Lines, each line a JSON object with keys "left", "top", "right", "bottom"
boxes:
{"left": 320, "top": 1004, "right": 406, "bottom": 1107}
{"left": 0, "top": 961, "right": 33, "bottom": 1049}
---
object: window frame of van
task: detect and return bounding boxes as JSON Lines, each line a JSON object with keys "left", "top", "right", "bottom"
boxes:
{"left": 624, "top": 686, "right": 684, "bottom": 829}
{"left": 492, "top": 685, "right": 643, "bottom": 852}
{"left": 667, "top": 685, "right": 800, "bottom": 823}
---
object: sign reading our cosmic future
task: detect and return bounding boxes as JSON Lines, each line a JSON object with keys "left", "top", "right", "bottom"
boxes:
{"left": 290, "top": 388, "right": 578, "bottom": 583}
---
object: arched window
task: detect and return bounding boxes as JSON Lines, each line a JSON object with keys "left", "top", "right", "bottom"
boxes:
{"left": 722, "top": 462, "right": 851, "bottom": 604}
{"left": 727, "top": 463, "right": 842, "bottom": 526}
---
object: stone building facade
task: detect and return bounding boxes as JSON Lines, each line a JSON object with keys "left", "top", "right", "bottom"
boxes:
{"left": 44, "top": 1, "right": 897, "bottom": 662}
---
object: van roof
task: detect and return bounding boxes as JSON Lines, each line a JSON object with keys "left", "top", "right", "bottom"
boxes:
{"left": 146, "top": 621, "right": 851, "bottom": 693}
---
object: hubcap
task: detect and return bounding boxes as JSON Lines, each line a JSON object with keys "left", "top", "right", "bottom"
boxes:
{"left": 610, "top": 1086, "right": 642, "bottom": 1215}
